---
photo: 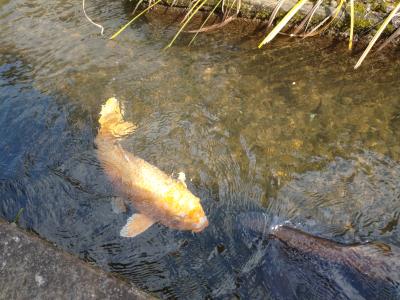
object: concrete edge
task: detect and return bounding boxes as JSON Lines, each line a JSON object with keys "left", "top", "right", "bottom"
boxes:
{"left": 0, "top": 219, "right": 156, "bottom": 300}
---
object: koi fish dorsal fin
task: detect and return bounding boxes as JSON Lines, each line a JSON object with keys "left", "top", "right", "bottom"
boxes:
{"left": 99, "top": 97, "right": 136, "bottom": 138}
{"left": 120, "top": 213, "right": 155, "bottom": 238}
{"left": 177, "top": 172, "right": 187, "bottom": 187}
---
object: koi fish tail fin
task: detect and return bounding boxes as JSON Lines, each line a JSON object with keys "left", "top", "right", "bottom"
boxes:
{"left": 98, "top": 97, "right": 136, "bottom": 138}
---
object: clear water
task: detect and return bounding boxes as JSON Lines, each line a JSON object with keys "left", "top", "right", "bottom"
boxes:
{"left": 1, "top": 0, "right": 400, "bottom": 298}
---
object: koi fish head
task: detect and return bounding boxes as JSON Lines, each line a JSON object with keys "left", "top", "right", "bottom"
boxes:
{"left": 186, "top": 199, "right": 209, "bottom": 233}
{"left": 164, "top": 183, "right": 208, "bottom": 233}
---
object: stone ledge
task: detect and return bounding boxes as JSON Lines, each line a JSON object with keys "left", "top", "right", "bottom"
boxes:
{"left": 0, "top": 219, "right": 154, "bottom": 300}
{"left": 140, "top": 0, "right": 397, "bottom": 37}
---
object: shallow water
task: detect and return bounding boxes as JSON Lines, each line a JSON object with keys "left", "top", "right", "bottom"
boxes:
{"left": 1, "top": 0, "right": 400, "bottom": 298}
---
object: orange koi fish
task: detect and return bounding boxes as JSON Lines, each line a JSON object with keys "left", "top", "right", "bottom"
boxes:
{"left": 95, "top": 98, "right": 208, "bottom": 237}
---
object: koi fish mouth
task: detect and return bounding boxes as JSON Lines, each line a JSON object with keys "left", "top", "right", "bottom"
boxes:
{"left": 192, "top": 216, "right": 209, "bottom": 233}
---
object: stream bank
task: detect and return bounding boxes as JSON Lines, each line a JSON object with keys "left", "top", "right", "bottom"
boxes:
{"left": 134, "top": 0, "right": 399, "bottom": 41}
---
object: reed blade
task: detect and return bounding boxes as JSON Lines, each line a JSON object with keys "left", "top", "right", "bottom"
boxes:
{"left": 293, "top": 0, "right": 322, "bottom": 35}
{"left": 188, "top": 16, "right": 235, "bottom": 33}
{"left": 181, "top": 0, "right": 203, "bottom": 24}
{"left": 258, "top": 0, "right": 308, "bottom": 48}
{"left": 354, "top": 2, "right": 400, "bottom": 69}
{"left": 377, "top": 26, "right": 400, "bottom": 51}
{"left": 304, "top": 0, "right": 344, "bottom": 38}
{"left": 348, "top": 0, "right": 354, "bottom": 50}
{"left": 132, "top": 0, "right": 145, "bottom": 15}
{"left": 83, "top": 0, "right": 104, "bottom": 35}
{"left": 268, "top": 0, "right": 286, "bottom": 29}
{"left": 223, "top": 0, "right": 238, "bottom": 19}
{"left": 110, "top": 0, "right": 162, "bottom": 40}
{"left": 304, "top": 0, "right": 323, "bottom": 33}
{"left": 187, "top": 0, "right": 223, "bottom": 45}
{"left": 165, "top": 0, "right": 208, "bottom": 49}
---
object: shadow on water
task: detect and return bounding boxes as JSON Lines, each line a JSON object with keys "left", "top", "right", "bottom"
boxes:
{"left": 1, "top": 0, "right": 400, "bottom": 298}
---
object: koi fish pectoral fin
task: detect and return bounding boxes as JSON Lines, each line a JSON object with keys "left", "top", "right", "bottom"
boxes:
{"left": 120, "top": 213, "right": 155, "bottom": 238}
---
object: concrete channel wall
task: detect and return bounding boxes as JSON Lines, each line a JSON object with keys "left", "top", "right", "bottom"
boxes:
{"left": 0, "top": 219, "right": 153, "bottom": 300}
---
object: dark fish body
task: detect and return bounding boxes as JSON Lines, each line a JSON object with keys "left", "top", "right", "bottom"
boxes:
{"left": 271, "top": 225, "right": 400, "bottom": 283}
{"left": 239, "top": 212, "right": 400, "bottom": 284}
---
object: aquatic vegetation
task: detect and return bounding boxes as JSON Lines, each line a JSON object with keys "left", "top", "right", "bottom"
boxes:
{"left": 107, "top": 0, "right": 400, "bottom": 68}
{"left": 354, "top": 1, "right": 400, "bottom": 69}
{"left": 187, "top": 0, "right": 224, "bottom": 46}
{"left": 258, "top": 0, "right": 308, "bottom": 47}
{"left": 301, "top": 0, "right": 345, "bottom": 38}
{"left": 110, "top": 0, "right": 162, "bottom": 39}
{"left": 165, "top": 0, "right": 209, "bottom": 49}
{"left": 348, "top": 0, "right": 354, "bottom": 50}
{"left": 12, "top": 208, "right": 24, "bottom": 225}
{"left": 82, "top": 0, "right": 104, "bottom": 35}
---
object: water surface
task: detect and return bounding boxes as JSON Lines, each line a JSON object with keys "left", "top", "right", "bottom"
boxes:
{"left": 1, "top": 0, "right": 400, "bottom": 298}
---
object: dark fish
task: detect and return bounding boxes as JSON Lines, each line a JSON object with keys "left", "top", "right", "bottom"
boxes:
{"left": 238, "top": 212, "right": 400, "bottom": 284}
